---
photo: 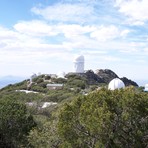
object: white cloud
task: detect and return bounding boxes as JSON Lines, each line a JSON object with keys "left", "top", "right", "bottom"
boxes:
{"left": 0, "top": 22, "right": 142, "bottom": 63}
{"left": 90, "top": 25, "right": 129, "bottom": 41}
{"left": 1, "top": 0, "right": 148, "bottom": 79}
{"left": 14, "top": 20, "right": 58, "bottom": 37}
{"left": 31, "top": 3, "right": 96, "bottom": 23}
{"left": 0, "top": 26, "right": 18, "bottom": 40}
{"left": 58, "top": 24, "right": 95, "bottom": 38}
{"left": 0, "top": 25, "right": 69, "bottom": 65}
{"left": 14, "top": 21, "right": 95, "bottom": 41}
{"left": 120, "top": 29, "right": 130, "bottom": 37}
{"left": 115, "top": 0, "right": 148, "bottom": 25}
{"left": 102, "top": 55, "right": 122, "bottom": 62}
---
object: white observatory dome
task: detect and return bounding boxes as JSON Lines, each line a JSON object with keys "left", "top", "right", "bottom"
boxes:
{"left": 144, "top": 84, "right": 148, "bottom": 91}
{"left": 74, "top": 55, "right": 85, "bottom": 73}
{"left": 74, "top": 55, "right": 84, "bottom": 62}
{"left": 57, "top": 71, "right": 66, "bottom": 78}
{"left": 108, "top": 78, "right": 125, "bottom": 90}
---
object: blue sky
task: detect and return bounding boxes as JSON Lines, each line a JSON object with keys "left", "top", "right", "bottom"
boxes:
{"left": 0, "top": 0, "right": 148, "bottom": 84}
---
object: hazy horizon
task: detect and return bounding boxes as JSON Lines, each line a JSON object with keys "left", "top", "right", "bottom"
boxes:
{"left": 0, "top": 74, "right": 148, "bottom": 88}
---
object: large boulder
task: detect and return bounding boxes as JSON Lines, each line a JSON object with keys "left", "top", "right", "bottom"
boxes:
{"left": 66, "top": 69, "right": 138, "bottom": 87}
{"left": 120, "top": 77, "right": 138, "bottom": 87}
{"left": 84, "top": 70, "right": 105, "bottom": 84}
{"left": 95, "top": 69, "right": 119, "bottom": 83}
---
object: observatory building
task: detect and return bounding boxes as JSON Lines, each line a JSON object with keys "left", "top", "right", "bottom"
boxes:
{"left": 57, "top": 71, "right": 66, "bottom": 78}
{"left": 144, "top": 84, "right": 148, "bottom": 91}
{"left": 108, "top": 78, "right": 125, "bottom": 90}
{"left": 30, "top": 73, "right": 37, "bottom": 82}
{"left": 74, "top": 55, "right": 84, "bottom": 73}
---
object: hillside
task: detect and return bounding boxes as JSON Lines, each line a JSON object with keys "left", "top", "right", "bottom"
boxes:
{"left": 0, "top": 75, "right": 25, "bottom": 88}
{"left": 0, "top": 69, "right": 147, "bottom": 148}
{"left": 66, "top": 69, "right": 138, "bottom": 86}
{"left": 0, "top": 69, "right": 138, "bottom": 94}
{"left": 0, "top": 68, "right": 139, "bottom": 108}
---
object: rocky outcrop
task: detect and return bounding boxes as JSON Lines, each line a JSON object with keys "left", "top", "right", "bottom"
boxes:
{"left": 120, "top": 77, "right": 138, "bottom": 87}
{"left": 95, "top": 69, "right": 119, "bottom": 83}
{"left": 84, "top": 70, "right": 104, "bottom": 84}
{"left": 66, "top": 69, "right": 138, "bottom": 87}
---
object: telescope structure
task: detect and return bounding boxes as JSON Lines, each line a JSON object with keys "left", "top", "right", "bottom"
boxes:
{"left": 74, "top": 55, "right": 84, "bottom": 73}
{"left": 108, "top": 78, "right": 125, "bottom": 90}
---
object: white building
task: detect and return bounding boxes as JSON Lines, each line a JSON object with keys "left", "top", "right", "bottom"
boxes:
{"left": 74, "top": 55, "right": 84, "bottom": 73}
{"left": 46, "top": 84, "right": 64, "bottom": 90}
{"left": 108, "top": 78, "right": 125, "bottom": 90}
{"left": 57, "top": 71, "right": 66, "bottom": 78}
{"left": 144, "top": 84, "right": 148, "bottom": 91}
{"left": 42, "top": 102, "right": 57, "bottom": 108}
{"left": 30, "top": 73, "right": 37, "bottom": 82}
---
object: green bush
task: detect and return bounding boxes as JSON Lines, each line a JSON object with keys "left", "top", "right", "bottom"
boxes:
{"left": 0, "top": 99, "right": 36, "bottom": 147}
{"left": 58, "top": 88, "right": 148, "bottom": 147}
{"left": 44, "top": 75, "right": 51, "bottom": 80}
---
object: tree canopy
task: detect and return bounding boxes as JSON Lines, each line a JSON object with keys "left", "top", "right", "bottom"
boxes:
{"left": 0, "top": 75, "right": 147, "bottom": 148}
{"left": 0, "top": 99, "right": 36, "bottom": 148}
{"left": 57, "top": 88, "right": 148, "bottom": 147}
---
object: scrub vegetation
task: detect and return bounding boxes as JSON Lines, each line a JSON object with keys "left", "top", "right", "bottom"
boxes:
{"left": 0, "top": 75, "right": 147, "bottom": 148}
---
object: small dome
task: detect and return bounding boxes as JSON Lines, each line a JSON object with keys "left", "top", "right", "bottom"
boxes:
{"left": 74, "top": 55, "right": 84, "bottom": 62}
{"left": 108, "top": 78, "right": 125, "bottom": 90}
{"left": 144, "top": 84, "right": 148, "bottom": 91}
{"left": 57, "top": 71, "right": 66, "bottom": 78}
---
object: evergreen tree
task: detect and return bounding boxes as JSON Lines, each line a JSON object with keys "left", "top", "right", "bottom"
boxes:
{"left": 0, "top": 99, "right": 36, "bottom": 148}
{"left": 58, "top": 88, "right": 148, "bottom": 147}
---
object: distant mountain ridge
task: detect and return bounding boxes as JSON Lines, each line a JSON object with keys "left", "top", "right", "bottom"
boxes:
{"left": 0, "top": 75, "right": 26, "bottom": 88}
{"left": 0, "top": 69, "right": 139, "bottom": 89}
